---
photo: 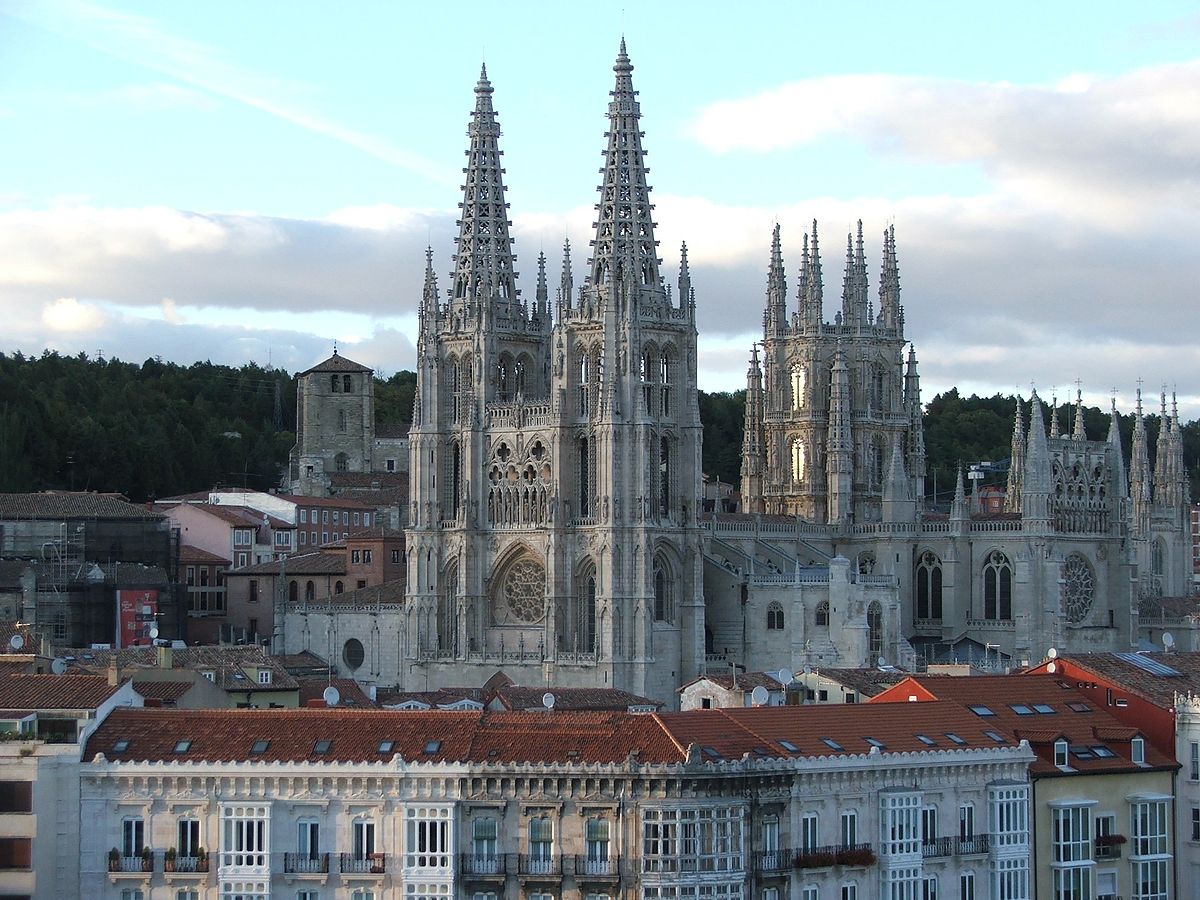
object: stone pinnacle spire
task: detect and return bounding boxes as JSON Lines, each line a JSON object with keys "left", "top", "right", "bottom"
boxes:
{"left": 1107, "top": 395, "right": 1127, "bottom": 503}
{"left": 803, "top": 220, "right": 824, "bottom": 326}
{"left": 740, "top": 344, "right": 767, "bottom": 513}
{"left": 535, "top": 251, "right": 549, "bottom": 322}
{"left": 451, "top": 64, "right": 518, "bottom": 307}
{"left": 678, "top": 242, "right": 691, "bottom": 312}
{"left": 766, "top": 224, "right": 787, "bottom": 334}
{"left": 1131, "top": 388, "right": 1151, "bottom": 538}
{"left": 1049, "top": 395, "right": 1060, "bottom": 438}
{"left": 589, "top": 40, "right": 660, "bottom": 289}
{"left": 878, "top": 225, "right": 901, "bottom": 329}
{"left": 1005, "top": 396, "right": 1025, "bottom": 513}
{"left": 419, "top": 247, "right": 439, "bottom": 340}
{"left": 1072, "top": 387, "right": 1086, "bottom": 440}
{"left": 558, "top": 237, "right": 574, "bottom": 314}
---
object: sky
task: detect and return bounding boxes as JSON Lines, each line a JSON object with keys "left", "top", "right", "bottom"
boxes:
{"left": 2, "top": 0, "right": 1199, "bottom": 419}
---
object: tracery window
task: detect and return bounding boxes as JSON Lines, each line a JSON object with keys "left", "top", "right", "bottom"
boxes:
{"left": 791, "top": 364, "right": 806, "bottom": 410}
{"left": 767, "top": 601, "right": 785, "bottom": 630}
{"left": 867, "top": 601, "right": 883, "bottom": 656}
{"left": 653, "top": 561, "right": 674, "bottom": 623}
{"left": 915, "top": 551, "right": 943, "bottom": 621}
{"left": 791, "top": 438, "right": 806, "bottom": 482}
{"left": 498, "top": 558, "right": 546, "bottom": 624}
{"left": 815, "top": 600, "right": 830, "bottom": 627}
{"left": 1060, "top": 554, "right": 1094, "bottom": 624}
{"left": 983, "top": 551, "right": 1013, "bottom": 620}
{"left": 660, "top": 351, "right": 672, "bottom": 416}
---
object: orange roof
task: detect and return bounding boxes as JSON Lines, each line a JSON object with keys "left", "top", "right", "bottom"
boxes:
{"left": 870, "top": 674, "right": 1176, "bottom": 775}
{"left": 0, "top": 674, "right": 125, "bottom": 710}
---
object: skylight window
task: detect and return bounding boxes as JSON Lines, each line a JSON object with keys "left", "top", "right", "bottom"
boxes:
{"left": 945, "top": 733, "right": 966, "bottom": 745}
{"left": 172, "top": 739, "right": 192, "bottom": 753}
{"left": 378, "top": 740, "right": 395, "bottom": 754}
{"left": 1091, "top": 746, "right": 1116, "bottom": 758}
{"left": 864, "top": 737, "right": 886, "bottom": 749}
{"left": 423, "top": 740, "right": 442, "bottom": 754}
{"left": 778, "top": 739, "right": 799, "bottom": 752}
{"left": 1067, "top": 702, "right": 1091, "bottom": 713}
{"left": 701, "top": 746, "right": 722, "bottom": 759}
{"left": 984, "top": 731, "right": 1007, "bottom": 744}
{"left": 916, "top": 734, "right": 937, "bottom": 746}
{"left": 1033, "top": 704, "right": 1056, "bottom": 714}
{"left": 1071, "top": 746, "right": 1096, "bottom": 760}
{"left": 313, "top": 740, "right": 332, "bottom": 754}
{"left": 250, "top": 739, "right": 270, "bottom": 754}
{"left": 112, "top": 739, "right": 129, "bottom": 753}
{"left": 968, "top": 705, "right": 996, "bottom": 717}
{"left": 821, "top": 738, "right": 845, "bottom": 752}
{"left": 1010, "top": 705, "right": 1033, "bottom": 715}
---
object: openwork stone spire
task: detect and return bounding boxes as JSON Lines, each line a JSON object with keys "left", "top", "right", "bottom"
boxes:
{"left": 451, "top": 64, "right": 518, "bottom": 305}
{"left": 589, "top": 39, "right": 660, "bottom": 288}
{"left": 878, "top": 225, "right": 901, "bottom": 329}
{"left": 766, "top": 224, "right": 787, "bottom": 333}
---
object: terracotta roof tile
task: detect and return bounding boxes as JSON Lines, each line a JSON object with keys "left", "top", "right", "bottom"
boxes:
{"left": 0, "top": 492, "right": 162, "bottom": 520}
{"left": 180, "top": 545, "right": 231, "bottom": 565}
{"left": 133, "top": 681, "right": 195, "bottom": 703}
{"left": 495, "top": 686, "right": 660, "bottom": 711}
{"left": 1050, "top": 651, "right": 1200, "bottom": 708}
{"left": 60, "top": 645, "right": 298, "bottom": 692}
{"left": 234, "top": 552, "right": 345, "bottom": 576}
{"left": 298, "top": 678, "right": 375, "bottom": 708}
{"left": 0, "top": 674, "right": 125, "bottom": 710}
{"left": 679, "top": 671, "right": 783, "bottom": 692}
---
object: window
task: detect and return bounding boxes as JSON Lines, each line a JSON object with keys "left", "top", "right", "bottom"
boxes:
{"left": 802, "top": 888, "right": 818, "bottom": 900}
{"left": 923, "top": 876, "right": 938, "bottom": 900}
{"left": 353, "top": 819, "right": 376, "bottom": 860}
{"left": 391, "top": 549, "right": 400, "bottom": 564}
{"left": 881, "top": 792, "right": 921, "bottom": 856}
{"left": 867, "top": 601, "right": 883, "bottom": 656}
{"left": 248, "top": 580, "right": 259, "bottom": 603}
{"left": 915, "top": 551, "right": 943, "bottom": 620}
{"left": 342, "top": 511, "right": 349, "bottom": 525}
{"left": 1132, "top": 736, "right": 1146, "bottom": 764}
{"left": 653, "top": 562, "right": 673, "bottom": 623}
{"left": 1191, "top": 742, "right": 1199, "bottom": 780}
{"left": 959, "top": 872, "right": 974, "bottom": 900}
{"left": 840, "top": 810, "right": 858, "bottom": 847}
{"left": 343, "top": 374, "right": 352, "bottom": 392}
{"left": 791, "top": 438, "right": 806, "bottom": 482}
{"left": 641, "top": 805, "right": 744, "bottom": 874}
{"left": 989, "top": 785, "right": 1029, "bottom": 850}
{"left": 983, "top": 551, "right": 1013, "bottom": 620}
{"left": 177, "top": 818, "right": 200, "bottom": 859}
{"left": 387, "top": 458, "right": 396, "bottom": 472}
{"left": 331, "top": 374, "right": 340, "bottom": 392}
{"left": 959, "top": 805, "right": 975, "bottom": 840}
{"left": 343, "top": 638, "right": 365, "bottom": 670}
{"left": 221, "top": 804, "right": 268, "bottom": 871}
{"left": 841, "top": 887, "right": 858, "bottom": 900}
{"left": 1131, "top": 799, "right": 1169, "bottom": 856}
{"left": 471, "top": 817, "right": 498, "bottom": 867}
{"left": 529, "top": 817, "right": 553, "bottom": 872}
{"left": 186, "top": 565, "right": 195, "bottom": 586}
{"left": 176, "top": 890, "right": 199, "bottom": 900}
{"left": 993, "top": 856, "right": 1029, "bottom": 900}
{"left": 766, "top": 602, "right": 785, "bottom": 630}
{"left": 363, "top": 549, "right": 373, "bottom": 563}
{"left": 297, "top": 819, "right": 319, "bottom": 859}
{"left": 761, "top": 816, "right": 780, "bottom": 867}
{"left": 405, "top": 806, "right": 451, "bottom": 869}
{"left": 322, "top": 510, "right": 329, "bottom": 524}
{"left": 800, "top": 813, "right": 818, "bottom": 850}
{"left": 1054, "top": 739, "right": 1069, "bottom": 767}
{"left": 121, "top": 816, "right": 144, "bottom": 858}
{"left": 816, "top": 601, "right": 830, "bottom": 627}
{"left": 121, "top": 891, "right": 144, "bottom": 900}
{"left": 922, "top": 806, "right": 938, "bottom": 844}
{"left": 585, "top": 818, "right": 611, "bottom": 873}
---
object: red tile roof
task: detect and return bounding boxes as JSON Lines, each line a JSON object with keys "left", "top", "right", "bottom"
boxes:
{"left": 232, "top": 552, "right": 345, "bottom": 576}
{"left": 180, "top": 545, "right": 231, "bottom": 565}
{"left": 493, "top": 686, "right": 660, "bottom": 711}
{"left": 133, "top": 681, "right": 195, "bottom": 703}
{"left": 0, "top": 674, "right": 125, "bottom": 711}
{"left": 679, "top": 671, "right": 783, "bottom": 692}
{"left": 869, "top": 674, "right": 1176, "bottom": 775}
{"left": 298, "top": 678, "right": 375, "bottom": 708}
{"left": 1046, "top": 651, "right": 1200, "bottom": 709}
{"left": 0, "top": 492, "right": 162, "bottom": 520}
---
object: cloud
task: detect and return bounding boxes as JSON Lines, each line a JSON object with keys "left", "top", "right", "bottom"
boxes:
{"left": 41, "top": 297, "right": 107, "bottom": 332}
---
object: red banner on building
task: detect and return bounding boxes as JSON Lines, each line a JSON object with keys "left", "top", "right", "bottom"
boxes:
{"left": 116, "top": 589, "right": 158, "bottom": 649}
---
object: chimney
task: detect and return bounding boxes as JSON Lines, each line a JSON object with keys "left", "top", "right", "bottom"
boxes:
{"left": 107, "top": 658, "right": 121, "bottom": 686}
{"left": 156, "top": 644, "right": 174, "bottom": 670}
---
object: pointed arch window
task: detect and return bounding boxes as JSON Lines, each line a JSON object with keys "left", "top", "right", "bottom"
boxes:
{"left": 767, "top": 601, "right": 785, "bottom": 631}
{"left": 343, "top": 374, "right": 352, "bottom": 393}
{"left": 653, "top": 560, "right": 674, "bottom": 623}
{"left": 791, "top": 438, "right": 806, "bottom": 483}
{"left": 867, "top": 600, "right": 884, "bottom": 656}
{"left": 642, "top": 349, "right": 656, "bottom": 412}
{"left": 450, "top": 443, "right": 462, "bottom": 520}
{"left": 659, "top": 437, "right": 671, "bottom": 516}
{"left": 438, "top": 565, "right": 457, "bottom": 654}
{"left": 514, "top": 356, "right": 527, "bottom": 397}
{"left": 983, "top": 551, "right": 1012, "bottom": 620}
{"left": 578, "top": 353, "right": 590, "bottom": 418}
{"left": 790, "top": 364, "right": 806, "bottom": 410}
{"left": 497, "top": 356, "right": 511, "bottom": 402}
{"left": 578, "top": 437, "right": 591, "bottom": 518}
{"left": 660, "top": 351, "right": 672, "bottom": 416}
{"left": 334, "top": 452, "right": 349, "bottom": 472}
{"left": 450, "top": 358, "right": 461, "bottom": 424}
{"left": 288, "top": 581, "right": 298, "bottom": 603}
{"left": 815, "top": 600, "right": 830, "bottom": 628}
{"left": 916, "top": 551, "right": 943, "bottom": 621}
{"left": 583, "top": 571, "right": 597, "bottom": 652}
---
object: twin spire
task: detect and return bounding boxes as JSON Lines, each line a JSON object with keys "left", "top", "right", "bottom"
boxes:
{"left": 440, "top": 42, "right": 665, "bottom": 318}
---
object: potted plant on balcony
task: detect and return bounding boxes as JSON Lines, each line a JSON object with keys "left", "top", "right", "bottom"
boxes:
{"left": 369, "top": 851, "right": 385, "bottom": 873}
{"left": 140, "top": 845, "right": 153, "bottom": 872}
{"left": 795, "top": 849, "right": 837, "bottom": 869}
{"left": 836, "top": 846, "right": 877, "bottom": 867}
{"left": 196, "top": 847, "right": 207, "bottom": 871}
{"left": 164, "top": 847, "right": 177, "bottom": 872}
{"left": 108, "top": 847, "right": 120, "bottom": 872}
{"left": 1096, "top": 833, "right": 1126, "bottom": 846}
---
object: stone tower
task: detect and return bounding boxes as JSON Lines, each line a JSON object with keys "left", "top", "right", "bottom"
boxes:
{"left": 741, "top": 221, "right": 922, "bottom": 523}
{"left": 289, "top": 351, "right": 375, "bottom": 491}
{"left": 405, "top": 44, "right": 705, "bottom": 701}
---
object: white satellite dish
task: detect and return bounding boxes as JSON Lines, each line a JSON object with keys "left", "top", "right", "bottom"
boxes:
{"left": 877, "top": 656, "right": 887, "bottom": 668}
{"left": 542, "top": 692, "right": 556, "bottom": 710}
{"left": 1163, "top": 632, "right": 1175, "bottom": 649}
{"left": 149, "top": 627, "right": 159, "bottom": 640}
{"left": 322, "top": 686, "right": 341, "bottom": 707}
{"left": 750, "top": 685, "right": 770, "bottom": 706}
{"left": 50, "top": 658, "right": 67, "bottom": 675}
{"left": 777, "top": 668, "right": 793, "bottom": 686}
{"left": 1046, "top": 661, "right": 1057, "bottom": 674}
{"left": 8, "top": 635, "right": 24, "bottom": 652}
{"left": 802, "top": 664, "right": 812, "bottom": 676}
{"left": 1047, "top": 647, "right": 1058, "bottom": 660}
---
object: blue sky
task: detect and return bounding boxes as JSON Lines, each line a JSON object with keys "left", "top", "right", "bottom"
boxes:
{"left": 3, "top": 0, "right": 1199, "bottom": 417}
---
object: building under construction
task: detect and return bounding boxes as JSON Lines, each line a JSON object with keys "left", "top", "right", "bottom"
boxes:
{"left": 0, "top": 492, "right": 183, "bottom": 649}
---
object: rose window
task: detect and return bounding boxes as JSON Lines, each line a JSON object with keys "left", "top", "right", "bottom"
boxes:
{"left": 503, "top": 559, "right": 546, "bottom": 623}
{"left": 1061, "top": 554, "right": 1095, "bottom": 624}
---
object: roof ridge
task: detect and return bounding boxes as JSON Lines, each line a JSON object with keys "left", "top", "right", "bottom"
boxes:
{"left": 649, "top": 711, "right": 688, "bottom": 760}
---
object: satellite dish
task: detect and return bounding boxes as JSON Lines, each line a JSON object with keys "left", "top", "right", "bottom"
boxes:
{"left": 50, "top": 658, "right": 67, "bottom": 675}
{"left": 877, "top": 656, "right": 887, "bottom": 668}
{"left": 322, "top": 686, "right": 340, "bottom": 707}
{"left": 8, "top": 635, "right": 24, "bottom": 652}
{"left": 149, "top": 627, "right": 159, "bottom": 640}
{"left": 1047, "top": 647, "right": 1058, "bottom": 660}
{"left": 1163, "top": 632, "right": 1175, "bottom": 649}
{"left": 802, "top": 664, "right": 812, "bottom": 676}
{"left": 750, "top": 685, "right": 769, "bottom": 706}
{"left": 542, "top": 692, "right": 556, "bottom": 710}
{"left": 777, "top": 668, "right": 793, "bottom": 686}
{"left": 1046, "top": 661, "right": 1057, "bottom": 674}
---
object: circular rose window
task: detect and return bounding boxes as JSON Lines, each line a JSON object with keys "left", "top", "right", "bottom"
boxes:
{"left": 503, "top": 559, "right": 546, "bottom": 623}
{"left": 1061, "top": 554, "right": 1095, "bottom": 624}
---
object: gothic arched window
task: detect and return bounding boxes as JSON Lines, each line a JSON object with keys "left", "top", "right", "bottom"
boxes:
{"left": 578, "top": 437, "right": 590, "bottom": 517}
{"left": 867, "top": 600, "right": 883, "bottom": 656}
{"left": 497, "top": 355, "right": 511, "bottom": 402}
{"left": 438, "top": 565, "right": 457, "bottom": 653}
{"left": 660, "top": 351, "right": 672, "bottom": 416}
{"left": 659, "top": 437, "right": 671, "bottom": 516}
{"left": 791, "top": 438, "right": 806, "bottom": 482}
{"left": 514, "top": 355, "right": 527, "bottom": 397}
{"left": 335, "top": 452, "right": 348, "bottom": 472}
{"left": 653, "top": 560, "right": 674, "bottom": 623}
{"left": 767, "top": 601, "right": 785, "bottom": 630}
{"left": 288, "top": 580, "right": 298, "bottom": 603}
{"left": 578, "top": 352, "right": 590, "bottom": 417}
{"left": 304, "top": 580, "right": 315, "bottom": 602}
{"left": 450, "top": 443, "right": 461, "bottom": 520}
{"left": 790, "top": 363, "right": 806, "bottom": 410}
{"left": 983, "top": 551, "right": 1013, "bottom": 620}
{"left": 815, "top": 600, "right": 830, "bottom": 627}
{"left": 337, "top": 410, "right": 347, "bottom": 432}
{"left": 343, "top": 374, "right": 352, "bottom": 393}
{"left": 915, "top": 551, "right": 943, "bottom": 621}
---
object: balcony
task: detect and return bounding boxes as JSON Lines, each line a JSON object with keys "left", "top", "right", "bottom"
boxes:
{"left": 794, "top": 844, "right": 876, "bottom": 869}
{"left": 956, "top": 834, "right": 991, "bottom": 855}
{"left": 460, "top": 853, "right": 506, "bottom": 878}
{"left": 752, "top": 849, "right": 792, "bottom": 873}
{"left": 164, "top": 854, "right": 208, "bottom": 874}
{"left": 340, "top": 852, "right": 386, "bottom": 874}
{"left": 284, "top": 852, "right": 329, "bottom": 874}
{"left": 571, "top": 854, "right": 619, "bottom": 880}
{"left": 108, "top": 854, "right": 153, "bottom": 874}
{"left": 518, "top": 853, "right": 561, "bottom": 877}
{"left": 922, "top": 837, "right": 955, "bottom": 859}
